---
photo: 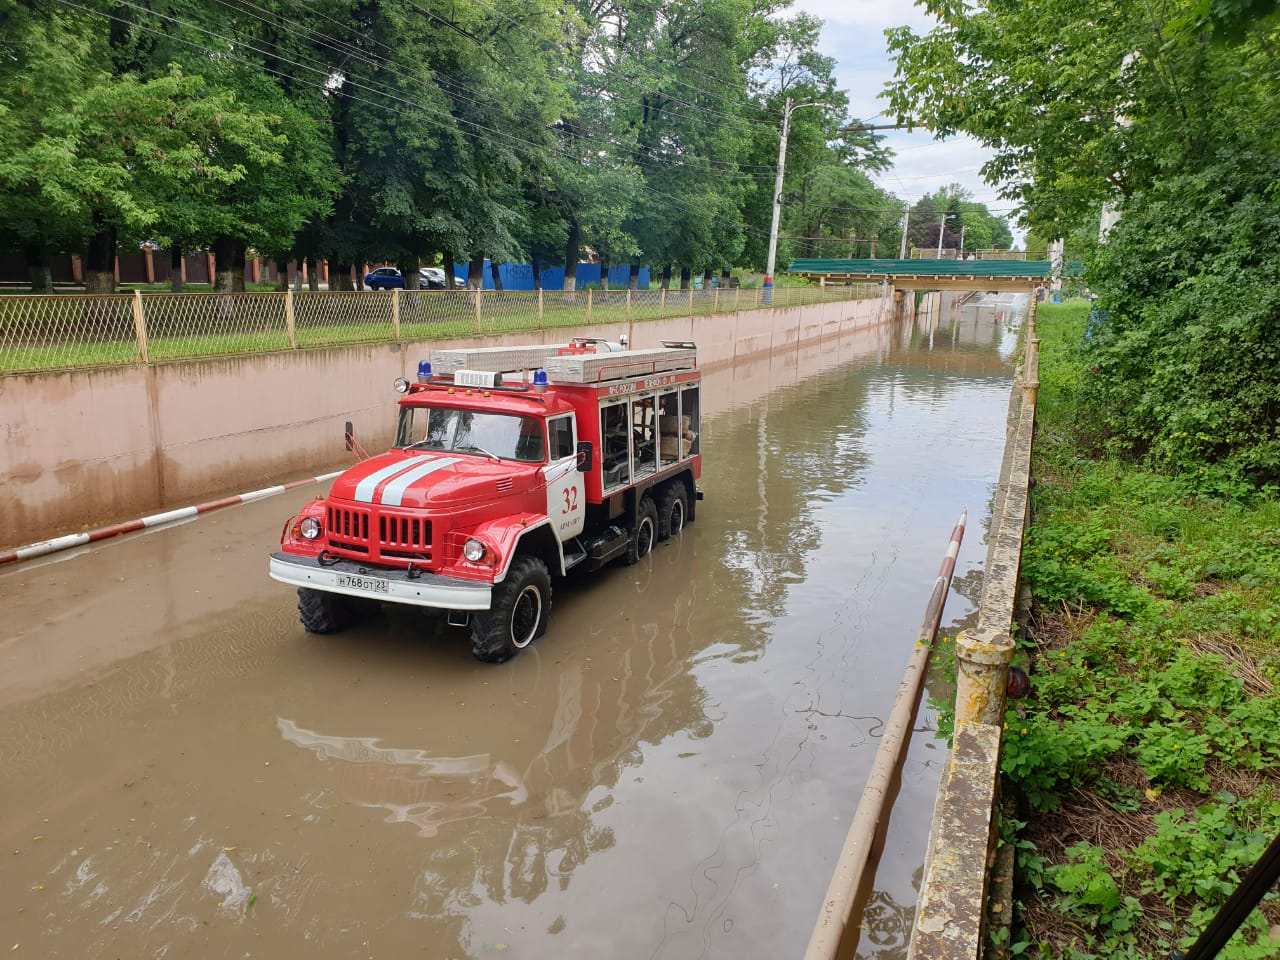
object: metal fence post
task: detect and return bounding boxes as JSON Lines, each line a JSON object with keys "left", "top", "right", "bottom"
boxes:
{"left": 714, "top": 286, "right": 720, "bottom": 313}
{"left": 626, "top": 288, "right": 632, "bottom": 324}
{"left": 131, "top": 290, "right": 149, "bottom": 363}
{"left": 587, "top": 288, "right": 593, "bottom": 325}
{"left": 285, "top": 289, "right": 297, "bottom": 348}
{"left": 475, "top": 287, "right": 483, "bottom": 333}
{"left": 538, "top": 288, "right": 544, "bottom": 329}
{"left": 735, "top": 287, "right": 740, "bottom": 312}
{"left": 659, "top": 287, "right": 666, "bottom": 319}
{"left": 391, "top": 287, "right": 401, "bottom": 340}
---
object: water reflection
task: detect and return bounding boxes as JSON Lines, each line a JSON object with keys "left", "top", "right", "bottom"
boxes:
{"left": 277, "top": 718, "right": 528, "bottom": 837}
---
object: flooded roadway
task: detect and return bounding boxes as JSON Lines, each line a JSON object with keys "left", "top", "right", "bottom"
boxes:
{"left": 0, "top": 293, "right": 1025, "bottom": 959}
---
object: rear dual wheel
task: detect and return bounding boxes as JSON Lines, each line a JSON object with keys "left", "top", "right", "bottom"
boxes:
{"left": 623, "top": 496, "right": 657, "bottom": 565}
{"left": 655, "top": 483, "right": 688, "bottom": 541}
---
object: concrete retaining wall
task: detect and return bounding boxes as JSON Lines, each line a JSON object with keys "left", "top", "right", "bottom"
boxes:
{"left": 1, "top": 295, "right": 892, "bottom": 550}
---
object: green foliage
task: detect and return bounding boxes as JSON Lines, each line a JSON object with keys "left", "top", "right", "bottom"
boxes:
{"left": 0, "top": 0, "right": 905, "bottom": 289}
{"left": 888, "top": 1, "right": 1280, "bottom": 482}
{"left": 1080, "top": 158, "right": 1280, "bottom": 485}
{"left": 993, "top": 304, "right": 1280, "bottom": 958}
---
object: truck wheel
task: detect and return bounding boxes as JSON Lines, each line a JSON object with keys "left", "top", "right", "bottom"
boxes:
{"left": 624, "top": 496, "right": 657, "bottom": 565}
{"left": 470, "top": 556, "right": 551, "bottom": 663}
{"left": 655, "top": 483, "right": 688, "bottom": 541}
{"left": 297, "top": 588, "right": 375, "bottom": 634}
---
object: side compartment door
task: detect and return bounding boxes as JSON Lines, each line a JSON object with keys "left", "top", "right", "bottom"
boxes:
{"left": 543, "top": 415, "right": 585, "bottom": 540}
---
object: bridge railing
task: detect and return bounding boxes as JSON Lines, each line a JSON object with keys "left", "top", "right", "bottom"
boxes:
{"left": 0, "top": 284, "right": 882, "bottom": 376}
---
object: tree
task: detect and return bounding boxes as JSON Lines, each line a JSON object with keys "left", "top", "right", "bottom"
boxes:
{"left": 887, "top": 6, "right": 1280, "bottom": 480}
{"left": 737, "top": 10, "right": 892, "bottom": 271}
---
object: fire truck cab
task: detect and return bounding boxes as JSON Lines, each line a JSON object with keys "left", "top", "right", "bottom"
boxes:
{"left": 269, "top": 338, "right": 703, "bottom": 662}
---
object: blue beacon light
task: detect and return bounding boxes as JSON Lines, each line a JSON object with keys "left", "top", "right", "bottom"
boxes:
{"left": 417, "top": 360, "right": 432, "bottom": 382}
{"left": 533, "top": 369, "right": 549, "bottom": 393}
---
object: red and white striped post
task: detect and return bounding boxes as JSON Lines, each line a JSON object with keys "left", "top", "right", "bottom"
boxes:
{"left": 0, "top": 470, "right": 343, "bottom": 566}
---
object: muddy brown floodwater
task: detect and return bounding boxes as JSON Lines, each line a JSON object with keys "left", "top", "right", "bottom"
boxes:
{"left": 0, "top": 293, "right": 1025, "bottom": 959}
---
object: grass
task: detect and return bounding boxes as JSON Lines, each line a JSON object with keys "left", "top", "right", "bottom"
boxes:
{"left": 994, "top": 301, "right": 1280, "bottom": 959}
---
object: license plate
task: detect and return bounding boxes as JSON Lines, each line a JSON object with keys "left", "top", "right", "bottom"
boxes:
{"left": 335, "top": 573, "right": 390, "bottom": 594}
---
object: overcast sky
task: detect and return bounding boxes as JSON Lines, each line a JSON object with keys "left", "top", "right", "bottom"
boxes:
{"left": 789, "top": 0, "right": 1024, "bottom": 241}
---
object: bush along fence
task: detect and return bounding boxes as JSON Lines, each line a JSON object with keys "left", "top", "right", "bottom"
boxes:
{"left": 0, "top": 284, "right": 881, "bottom": 375}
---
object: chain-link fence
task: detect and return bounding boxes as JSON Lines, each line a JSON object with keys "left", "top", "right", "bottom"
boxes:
{"left": 0, "top": 283, "right": 882, "bottom": 375}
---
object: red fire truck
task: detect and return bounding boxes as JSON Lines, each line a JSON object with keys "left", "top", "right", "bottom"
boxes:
{"left": 269, "top": 339, "right": 702, "bottom": 662}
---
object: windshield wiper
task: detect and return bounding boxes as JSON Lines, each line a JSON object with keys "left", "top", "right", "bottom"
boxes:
{"left": 459, "top": 443, "right": 500, "bottom": 460}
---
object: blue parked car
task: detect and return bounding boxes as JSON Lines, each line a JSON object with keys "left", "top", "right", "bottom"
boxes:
{"left": 364, "top": 266, "right": 404, "bottom": 290}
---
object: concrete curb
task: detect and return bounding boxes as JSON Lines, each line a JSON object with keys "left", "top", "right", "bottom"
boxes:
{"left": 0, "top": 471, "right": 343, "bottom": 567}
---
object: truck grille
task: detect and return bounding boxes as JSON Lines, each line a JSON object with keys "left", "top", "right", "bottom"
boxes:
{"left": 326, "top": 506, "right": 432, "bottom": 564}
{"left": 377, "top": 515, "right": 432, "bottom": 560}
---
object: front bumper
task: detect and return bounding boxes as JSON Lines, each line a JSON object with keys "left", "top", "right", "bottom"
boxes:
{"left": 269, "top": 552, "right": 492, "bottom": 611}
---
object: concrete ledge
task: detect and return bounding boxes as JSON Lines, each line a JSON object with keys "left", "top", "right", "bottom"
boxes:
{"left": 909, "top": 722, "right": 1004, "bottom": 960}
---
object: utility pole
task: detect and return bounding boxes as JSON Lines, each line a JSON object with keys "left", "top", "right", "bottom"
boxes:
{"left": 899, "top": 205, "right": 910, "bottom": 259}
{"left": 765, "top": 97, "right": 824, "bottom": 301}
{"left": 959, "top": 225, "right": 967, "bottom": 259}
{"left": 936, "top": 210, "right": 947, "bottom": 259}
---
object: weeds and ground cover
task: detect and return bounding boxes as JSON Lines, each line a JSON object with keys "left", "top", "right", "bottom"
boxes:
{"left": 995, "top": 302, "right": 1280, "bottom": 959}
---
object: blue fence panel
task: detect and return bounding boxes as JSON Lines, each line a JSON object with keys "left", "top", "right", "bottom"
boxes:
{"left": 450, "top": 261, "right": 650, "bottom": 291}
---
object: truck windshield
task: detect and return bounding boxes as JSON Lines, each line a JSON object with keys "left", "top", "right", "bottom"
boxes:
{"left": 395, "top": 406, "right": 545, "bottom": 463}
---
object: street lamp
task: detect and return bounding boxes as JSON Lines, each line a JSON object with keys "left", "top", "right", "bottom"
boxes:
{"left": 765, "top": 97, "right": 825, "bottom": 301}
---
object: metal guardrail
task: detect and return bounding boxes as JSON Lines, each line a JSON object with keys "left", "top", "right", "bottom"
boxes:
{"left": 0, "top": 285, "right": 882, "bottom": 375}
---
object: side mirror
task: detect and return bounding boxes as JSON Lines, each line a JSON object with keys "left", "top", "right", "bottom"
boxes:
{"left": 575, "top": 441, "right": 593, "bottom": 472}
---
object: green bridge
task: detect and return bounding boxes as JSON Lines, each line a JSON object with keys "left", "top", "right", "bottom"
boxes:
{"left": 788, "top": 258, "right": 1054, "bottom": 293}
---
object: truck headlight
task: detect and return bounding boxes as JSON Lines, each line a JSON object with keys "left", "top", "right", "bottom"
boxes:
{"left": 463, "top": 538, "right": 486, "bottom": 562}
{"left": 300, "top": 517, "right": 322, "bottom": 540}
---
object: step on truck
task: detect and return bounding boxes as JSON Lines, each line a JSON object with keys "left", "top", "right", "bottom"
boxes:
{"left": 269, "top": 338, "right": 703, "bottom": 662}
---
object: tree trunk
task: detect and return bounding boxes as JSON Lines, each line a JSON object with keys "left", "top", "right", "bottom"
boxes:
{"left": 170, "top": 245, "right": 185, "bottom": 293}
{"left": 702, "top": 267, "right": 713, "bottom": 290}
{"left": 306, "top": 257, "right": 320, "bottom": 292}
{"left": 332, "top": 263, "right": 356, "bottom": 291}
{"left": 563, "top": 220, "right": 581, "bottom": 293}
{"left": 660, "top": 264, "right": 671, "bottom": 290}
{"left": 26, "top": 244, "right": 53, "bottom": 293}
{"left": 489, "top": 260, "right": 504, "bottom": 292}
{"left": 443, "top": 250, "right": 458, "bottom": 289}
{"left": 598, "top": 257, "right": 610, "bottom": 292}
{"left": 274, "top": 261, "right": 289, "bottom": 291}
{"left": 679, "top": 266, "right": 691, "bottom": 290}
{"left": 629, "top": 262, "right": 640, "bottom": 290}
{"left": 531, "top": 252, "right": 543, "bottom": 291}
{"left": 720, "top": 269, "right": 731, "bottom": 288}
{"left": 467, "top": 253, "right": 485, "bottom": 290}
{"left": 84, "top": 221, "right": 117, "bottom": 294}
{"left": 212, "top": 236, "right": 246, "bottom": 292}
{"left": 354, "top": 264, "right": 365, "bottom": 291}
